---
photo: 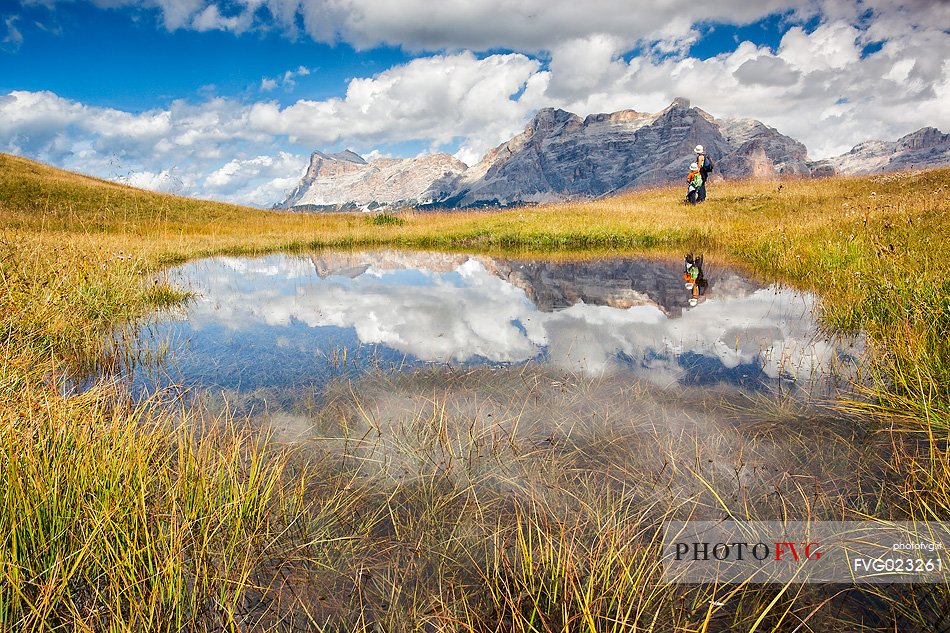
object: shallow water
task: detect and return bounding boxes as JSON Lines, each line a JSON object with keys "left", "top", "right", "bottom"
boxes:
{"left": 120, "top": 249, "right": 862, "bottom": 400}
{"left": 96, "top": 251, "right": 922, "bottom": 629}
{"left": 109, "top": 249, "right": 887, "bottom": 528}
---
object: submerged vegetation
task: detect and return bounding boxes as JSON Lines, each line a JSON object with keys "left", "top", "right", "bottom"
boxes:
{"left": 1, "top": 151, "right": 949, "bottom": 630}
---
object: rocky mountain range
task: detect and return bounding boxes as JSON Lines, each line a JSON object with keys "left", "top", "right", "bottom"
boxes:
{"left": 309, "top": 249, "right": 760, "bottom": 318}
{"left": 279, "top": 150, "right": 467, "bottom": 211}
{"left": 276, "top": 99, "right": 950, "bottom": 211}
{"left": 823, "top": 127, "right": 950, "bottom": 176}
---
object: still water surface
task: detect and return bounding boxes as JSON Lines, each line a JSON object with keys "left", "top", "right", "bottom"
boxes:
{"left": 123, "top": 250, "right": 861, "bottom": 399}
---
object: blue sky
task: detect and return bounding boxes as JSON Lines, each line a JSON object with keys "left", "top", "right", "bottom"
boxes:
{"left": 1, "top": 0, "right": 948, "bottom": 206}
{"left": 1, "top": 2, "right": 414, "bottom": 111}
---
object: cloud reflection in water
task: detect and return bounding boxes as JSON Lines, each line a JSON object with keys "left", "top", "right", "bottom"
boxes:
{"left": 142, "top": 252, "right": 859, "bottom": 391}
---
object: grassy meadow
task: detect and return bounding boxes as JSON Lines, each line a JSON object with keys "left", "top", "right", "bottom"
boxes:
{"left": 2, "top": 150, "right": 950, "bottom": 631}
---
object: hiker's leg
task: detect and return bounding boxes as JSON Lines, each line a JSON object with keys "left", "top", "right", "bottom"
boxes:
{"left": 698, "top": 183, "right": 707, "bottom": 202}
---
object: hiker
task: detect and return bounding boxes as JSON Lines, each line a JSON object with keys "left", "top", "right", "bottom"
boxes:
{"left": 694, "top": 145, "right": 714, "bottom": 202}
{"left": 686, "top": 162, "right": 703, "bottom": 204}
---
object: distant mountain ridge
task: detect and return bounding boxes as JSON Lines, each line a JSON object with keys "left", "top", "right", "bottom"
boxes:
{"left": 276, "top": 99, "right": 950, "bottom": 211}
{"left": 823, "top": 127, "right": 950, "bottom": 176}
{"left": 278, "top": 149, "right": 467, "bottom": 211}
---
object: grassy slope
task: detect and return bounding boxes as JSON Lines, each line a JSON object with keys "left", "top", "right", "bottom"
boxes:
{"left": 5, "top": 152, "right": 948, "bottom": 419}
{"left": 2, "top": 152, "right": 950, "bottom": 630}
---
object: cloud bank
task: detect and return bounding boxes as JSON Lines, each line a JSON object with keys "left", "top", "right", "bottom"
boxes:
{"left": 2, "top": 1, "right": 949, "bottom": 205}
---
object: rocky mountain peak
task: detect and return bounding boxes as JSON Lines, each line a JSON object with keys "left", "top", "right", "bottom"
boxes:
{"left": 528, "top": 107, "right": 582, "bottom": 134}
{"left": 315, "top": 149, "right": 366, "bottom": 165}
{"left": 276, "top": 150, "right": 467, "bottom": 211}
{"left": 666, "top": 97, "right": 691, "bottom": 111}
{"left": 898, "top": 127, "right": 949, "bottom": 150}
{"left": 295, "top": 150, "right": 368, "bottom": 190}
{"left": 277, "top": 99, "right": 949, "bottom": 211}
{"left": 829, "top": 126, "right": 950, "bottom": 175}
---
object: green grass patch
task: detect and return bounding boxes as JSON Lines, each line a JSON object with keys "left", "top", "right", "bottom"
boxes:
{"left": 368, "top": 211, "right": 406, "bottom": 226}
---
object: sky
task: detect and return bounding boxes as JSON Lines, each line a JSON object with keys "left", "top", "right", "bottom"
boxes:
{"left": 1, "top": 0, "right": 949, "bottom": 207}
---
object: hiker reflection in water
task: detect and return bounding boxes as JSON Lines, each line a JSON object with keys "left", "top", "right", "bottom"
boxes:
{"left": 683, "top": 253, "right": 708, "bottom": 307}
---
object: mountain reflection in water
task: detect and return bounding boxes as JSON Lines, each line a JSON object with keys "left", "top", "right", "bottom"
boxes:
{"left": 127, "top": 250, "right": 861, "bottom": 394}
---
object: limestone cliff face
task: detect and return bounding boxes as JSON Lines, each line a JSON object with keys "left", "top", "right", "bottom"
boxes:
{"left": 276, "top": 151, "right": 467, "bottom": 211}
{"left": 276, "top": 100, "right": 949, "bottom": 211}
{"left": 827, "top": 127, "right": 950, "bottom": 176}
{"left": 717, "top": 118, "right": 812, "bottom": 178}
{"left": 277, "top": 150, "right": 365, "bottom": 209}
{"left": 449, "top": 100, "right": 722, "bottom": 205}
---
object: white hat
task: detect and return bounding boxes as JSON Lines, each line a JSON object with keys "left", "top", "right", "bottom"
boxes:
{"left": 690, "top": 162, "right": 698, "bottom": 170}
{"left": 694, "top": 144, "right": 704, "bottom": 154}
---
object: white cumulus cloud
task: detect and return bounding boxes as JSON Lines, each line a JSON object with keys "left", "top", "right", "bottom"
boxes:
{"left": 76, "top": 0, "right": 794, "bottom": 51}
{"left": 247, "top": 51, "right": 541, "bottom": 150}
{"left": 203, "top": 152, "right": 308, "bottom": 206}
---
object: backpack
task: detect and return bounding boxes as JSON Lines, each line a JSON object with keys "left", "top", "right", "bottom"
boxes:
{"left": 701, "top": 155, "right": 714, "bottom": 174}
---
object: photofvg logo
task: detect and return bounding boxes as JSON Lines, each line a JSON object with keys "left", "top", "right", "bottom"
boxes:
{"left": 662, "top": 521, "right": 950, "bottom": 584}
{"left": 674, "top": 540, "right": 822, "bottom": 564}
